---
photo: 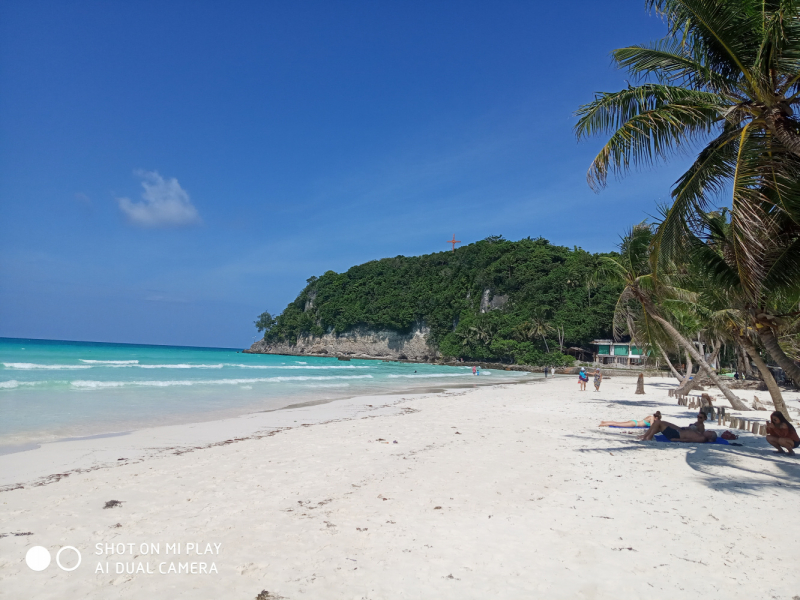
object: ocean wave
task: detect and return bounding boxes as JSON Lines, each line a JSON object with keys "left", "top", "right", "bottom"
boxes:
{"left": 136, "top": 364, "right": 225, "bottom": 369}
{"left": 302, "top": 383, "right": 351, "bottom": 388}
{"left": 128, "top": 363, "right": 370, "bottom": 370}
{"left": 70, "top": 375, "right": 374, "bottom": 389}
{"left": 386, "top": 373, "right": 475, "bottom": 378}
{"left": 2, "top": 361, "right": 372, "bottom": 371}
{"left": 227, "top": 364, "right": 371, "bottom": 370}
{"left": 79, "top": 359, "right": 139, "bottom": 364}
{"left": 2, "top": 363, "right": 92, "bottom": 370}
{"left": 0, "top": 380, "right": 50, "bottom": 389}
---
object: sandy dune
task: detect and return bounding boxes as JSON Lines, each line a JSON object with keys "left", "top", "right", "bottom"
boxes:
{"left": 1, "top": 375, "right": 798, "bottom": 599}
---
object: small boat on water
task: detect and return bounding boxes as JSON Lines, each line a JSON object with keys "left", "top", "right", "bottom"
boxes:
{"left": 337, "top": 356, "right": 351, "bottom": 361}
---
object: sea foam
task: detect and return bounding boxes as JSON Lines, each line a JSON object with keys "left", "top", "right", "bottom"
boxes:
{"left": 69, "top": 375, "right": 374, "bottom": 389}
{"left": 79, "top": 359, "right": 140, "bottom": 364}
{"left": 2, "top": 363, "right": 92, "bottom": 370}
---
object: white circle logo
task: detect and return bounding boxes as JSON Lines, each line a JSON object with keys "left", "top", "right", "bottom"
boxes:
{"left": 56, "top": 546, "right": 81, "bottom": 571}
{"left": 25, "top": 546, "right": 51, "bottom": 571}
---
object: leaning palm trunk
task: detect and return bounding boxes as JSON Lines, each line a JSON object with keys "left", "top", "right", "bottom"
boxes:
{"left": 641, "top": 298, "right": 749, "bottom": 411}
{"left": 676, "top": 353, "right": 694, "bottom": 393}
{"left": 736, "top": 344, "right": 748, "bottom": 377}
{"left": 756, "top": 327, "right": 800, "bottom": 387}
{"left": 678, "top": 345, "right": 721, "bottom": 396}
{"left": 739, "top": 336, "right": 792, "bottom": 422}
{"left": 655, "top": 341, "right": 683, "bottom": 382}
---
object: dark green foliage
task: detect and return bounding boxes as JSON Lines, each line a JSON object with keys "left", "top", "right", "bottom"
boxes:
{"left": 254, "top": 311, "right": 276, "bottom": 334}
{"left": 261, "top": 237, "right": 621, "bottom": 365}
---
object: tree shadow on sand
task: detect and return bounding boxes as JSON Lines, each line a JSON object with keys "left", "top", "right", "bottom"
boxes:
{"left": 570, "top": 431, "right": 800, "bottom": 495}
{"left": 585, "top": 397, "right": 666, "bottom": 410}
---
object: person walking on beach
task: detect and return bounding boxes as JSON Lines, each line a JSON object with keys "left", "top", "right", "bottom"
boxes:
{"left": 593, "top": 368, "right": 603, "bottom": 392}
{"left": 766, "top": 411, "right": 799, "bottom": 455}
{"left": 578, "top": 367, "right": 589, "bottom": 391}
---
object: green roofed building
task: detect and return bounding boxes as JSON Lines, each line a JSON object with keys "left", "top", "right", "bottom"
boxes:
{"left": 590, "top": 339, "right": 649, "bottom": 367}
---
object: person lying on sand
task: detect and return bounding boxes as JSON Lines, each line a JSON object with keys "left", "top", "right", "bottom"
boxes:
{"left": 766, "top": 411, "right": 799, "bottom": 455}
{"left": 599, "top": 415, "right": 656, "bottom": 428}
{"left": 639, "top": 411, "right": 717, "bottom": 443}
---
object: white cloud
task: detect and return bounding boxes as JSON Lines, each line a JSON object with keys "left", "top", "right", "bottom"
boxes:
{"left": 74, "top": 192, "right": 91, "bottom": 206}
{"left": 117, "top": 170, "right": 202, "bottom": 228}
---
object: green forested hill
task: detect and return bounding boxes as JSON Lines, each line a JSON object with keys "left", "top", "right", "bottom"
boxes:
{"left": 259, "top": 236, "right": 622, "bottom": 366}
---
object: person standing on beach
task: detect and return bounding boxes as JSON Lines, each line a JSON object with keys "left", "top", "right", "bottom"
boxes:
{"left": 578, "top": 367, "right": 588, "bottom": 391}
{"left": 593, "top": 368, "right": 602, "bottom": 392}
{"left": 472, "top": 365, "right": 477, "bottom": 376}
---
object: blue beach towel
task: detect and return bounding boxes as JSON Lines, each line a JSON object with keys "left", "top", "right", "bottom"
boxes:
{"left": 608, "top": 425, "right": 648, "bottom": 428}
{"left": 654, "top": 434, "right": 730, "bottom": 445}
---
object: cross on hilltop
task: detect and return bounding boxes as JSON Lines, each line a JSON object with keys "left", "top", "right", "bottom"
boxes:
{"left": 446, "top": 235, "right": 461, "bottom": 252}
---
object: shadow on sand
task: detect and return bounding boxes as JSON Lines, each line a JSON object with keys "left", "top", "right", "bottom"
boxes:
{"left": 572, "top": 430, "right": 800, "bottom": 495}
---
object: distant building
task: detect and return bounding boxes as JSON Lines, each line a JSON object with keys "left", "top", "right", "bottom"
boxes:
{"left": 590, "top": 339, "right": 647, "bottom": 367}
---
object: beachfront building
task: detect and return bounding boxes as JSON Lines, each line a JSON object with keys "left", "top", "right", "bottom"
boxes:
{"left": 590, "top": 339, "right": 647, "bottom": 367}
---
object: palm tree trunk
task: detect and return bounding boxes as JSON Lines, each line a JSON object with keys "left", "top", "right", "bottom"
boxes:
{"left": 655, "top": 341, "right": 682, "bottom": 381}
{"left": 677, "top": 344, "right": 721, "bottom": 396}
{"left": 764, "top": 109, "right": 800, "bottom": 160}
{"left": 736, "top": 344, "right": 745, "bottom": 376}
{"left": 676, "top": 353, "right": 694, "bottom": 392}
{"left": 739, "top": 336, "right": 792, "bottom": 422}
{"left": 640, "top": 298, "right": 750, "bottom": 410}
{"left": 757, "top": 326, "right": 800, "bottom": 385}
{"left": 740, "top": 343, "right": 754, "bottom": 378}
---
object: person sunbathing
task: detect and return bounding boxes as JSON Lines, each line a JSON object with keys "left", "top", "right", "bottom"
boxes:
{"left": 639, "top": 411, "right": 715, "bottom": 443}
{"left": 599, "top": 415, "right": 656, "bottom": 428}
{"left": 765, "top": 411, "right": 799, "bottom": 455}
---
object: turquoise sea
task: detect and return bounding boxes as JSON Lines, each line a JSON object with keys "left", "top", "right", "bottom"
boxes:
{"left": 0, "top": 338, "right": 528, "bottom": 449}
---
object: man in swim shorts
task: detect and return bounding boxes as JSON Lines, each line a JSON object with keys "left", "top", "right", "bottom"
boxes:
{"left": 639, "top": 411, "right": 716, "bottom": 443}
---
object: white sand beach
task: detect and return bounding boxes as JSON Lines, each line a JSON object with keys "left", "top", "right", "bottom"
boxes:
{"left": 1, "top": 375, "right": 799, "bottom": 599}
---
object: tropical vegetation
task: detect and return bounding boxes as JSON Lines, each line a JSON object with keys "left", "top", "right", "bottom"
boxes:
{"left": 257, "top": 237, "right": 622, "bottom": 367}
{"left": 577, "top": 0, "right": 800, "bottom": 415}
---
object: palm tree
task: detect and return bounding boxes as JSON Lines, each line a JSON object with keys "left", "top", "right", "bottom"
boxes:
{"left": 576, "top": 0, "right": 800, "bottom": 187}
{"left": 576, "top": 0, "right": 800, "bottom": 384}
{"left": 471, "top": 321, "right": 497, "bottom": 346}
{"left": 681, "top": 210, "right": 794, "bottom": 416}
{"left": 519, "top": 309, "right": 555, "bottom": 352}
{"left": 598, "top": 223, "right": 751, "bottom": 410}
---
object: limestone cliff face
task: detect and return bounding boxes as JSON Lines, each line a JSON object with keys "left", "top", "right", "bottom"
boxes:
{"left": 245, "top": 325, "right": 437, "bottom": 361}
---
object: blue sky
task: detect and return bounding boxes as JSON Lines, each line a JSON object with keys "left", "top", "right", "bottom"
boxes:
{"left": 0, "top": 1, "right": 693, "bottom": 348}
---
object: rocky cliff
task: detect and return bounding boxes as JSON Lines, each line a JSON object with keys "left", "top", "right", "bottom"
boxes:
{"left": 245, "top": 325, "right": 437, "bottom": 361}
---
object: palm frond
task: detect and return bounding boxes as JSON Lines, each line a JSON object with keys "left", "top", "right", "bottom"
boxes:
{"left": 651, "top": 124, "right": 741, "bottom": 268}
{"left": 763, "top": 236, "right": 800, "bottom": 301}
{"left": 613, "top": 39, "right": 734, "bottom": 91}
{"left": 647, "top": 0, "right": 762, "bottom": 92}
{"left": 575, "top": 85, "right": 722, "bottom": 189}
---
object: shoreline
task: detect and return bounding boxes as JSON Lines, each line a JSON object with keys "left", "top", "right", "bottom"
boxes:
{"left": 245, "top": 348, "right": 674, "bottom": 378}
{"left": 0, "top": 351, "right": 531, "bottom": 453}
{"left": 0, "top": 375, "right": 540, "bottom": 491}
